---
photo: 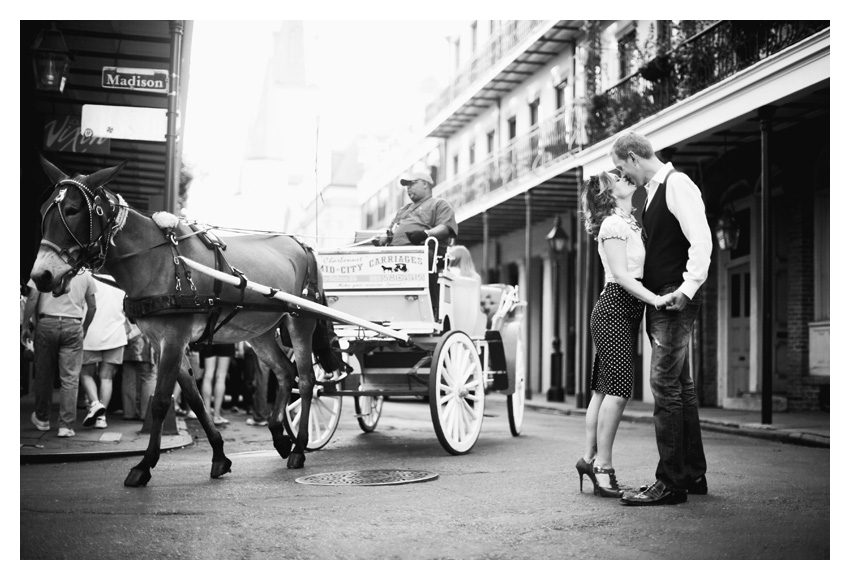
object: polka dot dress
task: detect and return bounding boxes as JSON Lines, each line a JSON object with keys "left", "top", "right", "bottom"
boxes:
{"left": 590, "top": 283, "right": 645, "bottom": 398}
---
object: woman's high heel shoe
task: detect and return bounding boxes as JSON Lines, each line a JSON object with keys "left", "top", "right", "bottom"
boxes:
{"left": 576, "top": 457, "right": 596, "bottom": 493}
{"left": 592, "top": 465, "right": 624, "bottom": 498}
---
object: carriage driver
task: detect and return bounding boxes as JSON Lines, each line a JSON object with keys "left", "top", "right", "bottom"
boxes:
{"left": 373, "top": 171, "right": 458, "bottom": 249}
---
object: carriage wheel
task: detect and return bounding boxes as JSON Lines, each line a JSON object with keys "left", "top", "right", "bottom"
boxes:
{"left": 283, "top": 362, "right": 342, "bottom": 450}
{"left": 347, "top": 354, "right": 383, "bottom": 432}
{"left": 354, "top": 392, "right": 383, "bottom": 433}
{"left": 507, "top": 334, "right": 526, "bottom": 437}
{"left": 429, "top": 330, "right": 485, "bottom": 455}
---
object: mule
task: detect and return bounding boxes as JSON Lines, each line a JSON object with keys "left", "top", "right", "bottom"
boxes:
{"left": 30, "top": 157, "right": 340, "bottom": 486}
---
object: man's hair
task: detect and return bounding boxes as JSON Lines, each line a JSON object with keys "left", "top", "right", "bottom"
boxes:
{"left": 611, "top": 132, "right": 655, "bottom": 161}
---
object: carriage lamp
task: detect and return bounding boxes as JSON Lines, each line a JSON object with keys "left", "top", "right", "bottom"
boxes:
{"left": 714, "top": 210, "right": 740, "bottom": 251}
{"left": 31, "top": 26, "right": 72, "bottom": 93}
{"left": 546, "top": 216, "right": 569, "bottom": 402}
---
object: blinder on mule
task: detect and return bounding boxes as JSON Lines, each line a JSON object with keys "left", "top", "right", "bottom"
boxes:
{"left": 40, "top": 177, "right": 128, "bottom": 273}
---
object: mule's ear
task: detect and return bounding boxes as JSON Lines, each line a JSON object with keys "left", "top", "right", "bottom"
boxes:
{"left": 85, "top": 160, "right": 128, "bottom": 191}
{"left": 40, "top": 155, "right": 68, "bottom": 184}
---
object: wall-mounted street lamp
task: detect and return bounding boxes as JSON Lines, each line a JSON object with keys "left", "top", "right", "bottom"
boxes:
{"left": 714, "top": 210, "right": 740, "bottom": 251}
{"left": 31, "top": 26, "right": 71, "bottom": 93}
{"left": 546, "top": 215, "right": 569, "bottom": 402}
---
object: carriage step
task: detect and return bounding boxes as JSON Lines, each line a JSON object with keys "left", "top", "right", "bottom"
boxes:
{"left": 314, "top": 371, "right": 349, "bottom": 387}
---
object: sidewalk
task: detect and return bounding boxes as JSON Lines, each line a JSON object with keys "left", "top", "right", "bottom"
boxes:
{"left": 20, "top": 393, "right": 193, "bottom": 464}
{"left": 21, "top": 391, "right": 828, "bottom": 464}
{"left": 525, "top": 395, "right": 830, "bottom": 448}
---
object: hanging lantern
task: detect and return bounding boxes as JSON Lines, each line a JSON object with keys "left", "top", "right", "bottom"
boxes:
{"left": 714, "top": 211, "right": 740, "bottom": 251}
{"left": 32, "top": 27, "right": 71, "bottom": 93}
{"left": 547, "top": 215, "right": 569, "bottom": 254}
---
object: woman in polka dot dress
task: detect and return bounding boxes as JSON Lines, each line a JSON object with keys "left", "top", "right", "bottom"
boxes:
{"left": 576, "top": 171, "right": 674, "bottom": 498}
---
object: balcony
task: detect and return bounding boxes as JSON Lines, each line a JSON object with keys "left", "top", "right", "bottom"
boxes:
{"left": 425, "top": 20, "right": 578, "bottom": 138}
{"left": 583, "top": 20, "right": 829, "bottom": 147}
{"left": 436, "top": 105, "right": 583, "bottom": 216}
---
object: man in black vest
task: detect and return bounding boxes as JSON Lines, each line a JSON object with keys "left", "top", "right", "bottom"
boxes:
{"left": 610, "top": 132, "right": 713, "bottom": 506}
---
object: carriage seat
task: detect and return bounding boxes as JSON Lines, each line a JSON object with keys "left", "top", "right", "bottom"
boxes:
{"left": 438, "top": 272, "right": 485, "bottom": 336}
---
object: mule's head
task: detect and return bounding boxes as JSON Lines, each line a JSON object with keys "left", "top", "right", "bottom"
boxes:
{"left": 31, "top": 156, "right": 127, "bottom": 296}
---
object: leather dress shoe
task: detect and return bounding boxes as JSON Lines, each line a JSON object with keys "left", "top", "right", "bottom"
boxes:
{"left": 636, "top": 475, "right": 707, "bottom": 495}
{"left": 620, "top": 480, "right": 687, "bottom": 506}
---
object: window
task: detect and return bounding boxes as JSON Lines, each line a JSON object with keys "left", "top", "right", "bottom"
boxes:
{"left": 529, "top": 99, "right": 539, "bottom": 128}
{"left": 486, "top": 130, "right": 495, "bottom": 155}
{"left": 471, "top": 21, "right": 478, "bottom": 53}
{"left": 555, "top": 85, "right": 565, "bottom": 111}
{"left": 617, "top": 27, "right": 637, "bottom": 79}
{"left": 507, "top": 116, "right": 517, "bottom": 141}
{"left": 454, "top": 38, "right": 461, "bottom": 69}
{"left": 656, "top": 20, "right": 672, "bottom": 52}
{"left": 452, "top": 154, "right": 459, "bottom": 176}
{"left": 469, "top": 142, "right": 476, "bottom": 166}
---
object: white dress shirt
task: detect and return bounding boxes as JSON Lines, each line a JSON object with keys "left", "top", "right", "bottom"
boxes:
{"left": 644, "top": 163, "right": 713, "bottom": 299}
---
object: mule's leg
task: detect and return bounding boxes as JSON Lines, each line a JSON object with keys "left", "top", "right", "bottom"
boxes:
{"left": 177, "top": 355, "right": 231, "bottom": 479}
{"left": 124, "top": 343, "right": 184, "bottom": 487}
{"left": 250, "top": 330, "right": 298, "bottom": 462}
{"left": 285, "top": 317, "right": 319, "bottom": 469}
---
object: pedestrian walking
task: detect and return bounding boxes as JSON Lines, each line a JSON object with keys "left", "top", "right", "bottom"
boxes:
{"left": 577, "top": 170, "right": 674, "bottom": 498}
{"left": 198, "top": 343, "right": 235, "bottom": 426}
{"left": 611, "top": 132, "right": 712, "bottom": 506}
{"left": 20, "top": 271, "right": 97, "bottom": 437}
{"left": 79, "top": 275, "right": 127, "bottom": 430}
{"left": 242, "top": 341, "right": 270, "bottom": 427}
{"left": 122, "top": 320, "right": 157, "bottom": 420}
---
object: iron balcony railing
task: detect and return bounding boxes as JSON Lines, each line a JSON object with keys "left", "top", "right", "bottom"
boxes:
{"left": 584, "top": 20, "right": 829, "bottom": 146}
{"left": 434, "top": 104, "right": 585, "bottom": 211}
{"left": 425, "top": 20, "right": 549, "bottom": 124}
{"left": 432, "top": 20, "right": 828, "bottom": 216}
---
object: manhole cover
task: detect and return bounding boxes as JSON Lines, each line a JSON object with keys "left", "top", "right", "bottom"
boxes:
{"left": 295, "top": 469, "right": 438, "bottom": 486}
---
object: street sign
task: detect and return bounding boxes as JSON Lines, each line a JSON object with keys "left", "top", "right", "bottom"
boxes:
{"left": 102, "top": 66, "right": 169, "bottom": 93}
{"left": 81, "top": 104, "right": 167, "bottom": 142}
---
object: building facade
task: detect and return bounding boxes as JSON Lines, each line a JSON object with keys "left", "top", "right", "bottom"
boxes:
{"left": 361, "top": 20, "right": 830, "bottom": 413}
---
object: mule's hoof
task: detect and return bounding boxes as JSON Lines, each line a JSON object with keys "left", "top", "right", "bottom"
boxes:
{"left": 210, "top": 457, "right": 232, "bottom": 479}
{"left": 124, "top": 468, "right": 151, "bottom": 487}
{"left": 287, "top": 453, "right": 305, "bottom": 469}
{"left": 273, "top": 439, "right": 292, "bottom": 460}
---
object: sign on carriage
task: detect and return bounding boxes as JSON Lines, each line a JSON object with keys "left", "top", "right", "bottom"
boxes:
{"left": 318, "top": 249, "right": 428, "bottom": 290}
{"left": 102, "top": 67, "right": 169, "bottom": 93}
{"left": 81, "top": 105, "right": 167, "bottom": 142}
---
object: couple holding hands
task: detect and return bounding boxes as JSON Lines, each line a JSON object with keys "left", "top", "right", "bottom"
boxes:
{"left": 577, "top": 132, "right": 712, "bottom": 506}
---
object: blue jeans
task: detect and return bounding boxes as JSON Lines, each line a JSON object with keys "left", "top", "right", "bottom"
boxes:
{"left": 33, "top": 317, "right": 84, "bottom": 429}
{"left": 645, "top": 285, "right": 707, "bottom": 491}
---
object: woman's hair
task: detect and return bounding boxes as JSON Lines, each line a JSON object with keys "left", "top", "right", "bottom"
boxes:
{"left": 580, "top": 171, "right": 618, "bottom": 239}
{"left": 447, "top": 245, "right": 480, "bottom": 280}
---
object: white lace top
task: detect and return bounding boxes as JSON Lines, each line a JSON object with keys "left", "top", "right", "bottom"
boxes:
{"left": 597, "top": 211, "right": 645, "bottom": 284}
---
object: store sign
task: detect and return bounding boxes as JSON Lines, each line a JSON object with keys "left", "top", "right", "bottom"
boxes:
{"left": 318, "top": 249, "right": 428, "bottom": 290}
{"left": 102, "top": 67, "right": 169, "bottom": 93}
{"left": 81, "top": 104, "right": 167, "bottom": 142}
{"left": 43, "top": 115, "right": 110, "bottom": 154}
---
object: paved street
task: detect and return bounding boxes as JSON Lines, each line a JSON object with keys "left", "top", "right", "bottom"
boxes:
{"left": 20, "top": 397, "right": 829, "bottom": 560}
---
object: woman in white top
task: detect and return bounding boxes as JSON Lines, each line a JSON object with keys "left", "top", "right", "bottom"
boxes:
{"left": 446, "top": 245, "right": 481, "bottom": 282}
{"left": 576, "top": 171, "right": 673, "bottom": 498}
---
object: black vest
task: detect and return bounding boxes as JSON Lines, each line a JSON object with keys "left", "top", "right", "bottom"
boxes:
{"left": 641, "top": 171, "right": 690, "bottom": 293}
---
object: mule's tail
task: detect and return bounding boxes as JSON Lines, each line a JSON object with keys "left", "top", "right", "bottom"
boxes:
{"left": 313, "top": 294, "right": 345, "bottom": 374}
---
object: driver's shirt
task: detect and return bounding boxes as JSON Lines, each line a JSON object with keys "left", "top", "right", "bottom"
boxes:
{"left": 388, "top": 196, "right": 458, "bottom": 247}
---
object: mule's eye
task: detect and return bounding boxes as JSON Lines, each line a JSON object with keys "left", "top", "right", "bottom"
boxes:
{"left": 64, "top": 206, "right": 80, "bottom": 217}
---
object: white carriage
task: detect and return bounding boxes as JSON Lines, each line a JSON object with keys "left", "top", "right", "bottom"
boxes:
{"left": 282, "top": 239, "right": 526, "bottom": 455}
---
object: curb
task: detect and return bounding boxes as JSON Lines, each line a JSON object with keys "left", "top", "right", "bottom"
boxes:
{"left": 525, "top": 403, "right": 829, "bottom": 449}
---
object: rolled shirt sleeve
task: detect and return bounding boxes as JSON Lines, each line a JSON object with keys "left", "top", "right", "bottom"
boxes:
{"left": 665, "top": 172, "right": 713, "bottom": 299}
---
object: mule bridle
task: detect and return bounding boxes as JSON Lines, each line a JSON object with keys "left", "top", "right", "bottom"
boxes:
{"left": 40, "top": 178, "right": 128, "bottom": 274}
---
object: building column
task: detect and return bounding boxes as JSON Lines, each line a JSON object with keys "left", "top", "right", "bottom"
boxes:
{"left": 759, "top": 105, "right": 775, "bottom": 425}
